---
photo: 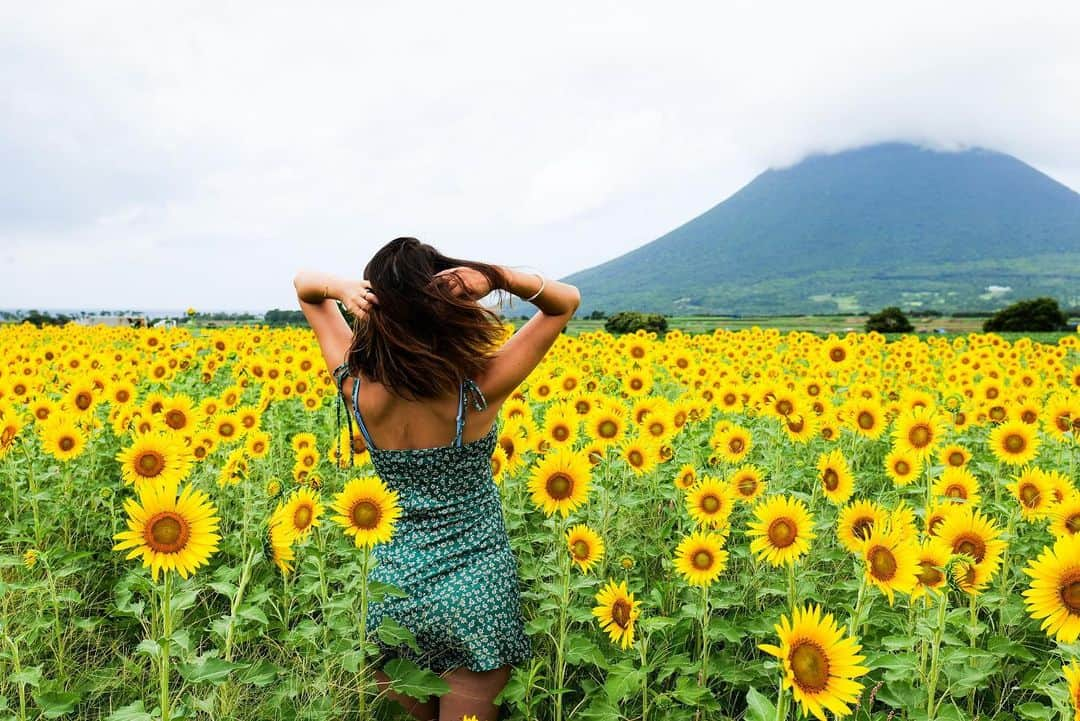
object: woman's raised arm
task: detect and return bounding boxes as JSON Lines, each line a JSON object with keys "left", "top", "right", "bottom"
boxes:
{"left": 476, "top": 266, "right": 580, "bottom": 405}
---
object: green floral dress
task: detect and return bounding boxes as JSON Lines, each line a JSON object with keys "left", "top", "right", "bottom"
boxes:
{"left": 333, "top": 363, "right": 533, "bottom": 673}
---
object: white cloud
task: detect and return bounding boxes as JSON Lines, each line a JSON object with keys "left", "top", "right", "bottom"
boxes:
{"left": 1, "top": 0, "right": 1078, "bottom": 310}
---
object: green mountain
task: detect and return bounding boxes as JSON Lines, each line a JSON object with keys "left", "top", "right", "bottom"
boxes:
{"left": 561, "top": 143, "right": 1080, "bottom": 315}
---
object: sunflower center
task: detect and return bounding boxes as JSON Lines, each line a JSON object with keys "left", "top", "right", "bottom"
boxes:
{"left": 857, "top": 411, "right": 875, "bottom": 430}
{"left": 546, "top": 473, "right": 573, "bottom": 500}
{"left": 630, "top": 379, "right": 643, "bottom": 390}
{"left": 611, "top": 599, "right": 631, "bottom": 629}
{"left": 728, "top": 438, "right": 744, "bottom": 453}
{"left": 76, "top": 392, "right": 92, "bottom": 410}
{"left": 789, "top": 641, "right": 830, "bottom": 693}
{"left": 598, "top": 420, "right": 617, "bottom": 438}
{"left": 219, "top": 422, "right": 235, "bottom": 437}
{"left": 701, "top": 495, "right": 720, "bottom": 514}
{"left": 737, "top": 476, "right": 757, "bottom": 496}
{"left": 767, "top": 518, "right": 796, "bottom": 548}
{"left": 954, "top": 534, "right": 986, "bottom": 563}
{"left": 692, "top": 550, "right": 713, "bottom": 570}
{"left": 294, "top": 505, "right": 313, "bottom": 530}
{"left": 137, "top": 451, "right": 165, "bottom": 478}
{"left": 868, "top": 546, "right": 897, "bottom": 580}
{"left": 553, "top": 425, "right": 570, "bottom": 442}
{"left": 572, "top": 540, "right": 589, "bottom": 560}
{"left": 908, "top": 424, "right": 931, "bottom": 448}
{"left": 1018, "top": 483, "right": 1040, "bottom": 508}
{"left": 1021, "top": 410, "right": 1037, "bottom": 423}
{"left": 989, "top": 406, "right": 1006, "bottom": 421}
{"left": 351, "top": 500, "right": 381, "bottom": 530}
{"left": 945, "top": 485, "right": 967, "bottom": 499}
{"left": 917, "top": 560, "right": 943, "bottom": 586}
{"left": 1061, "top": 577, "right": 1080, "bottom": 614}
{"left": 822, "top": 469, "right": 840, "bottom": 491}
{"left": 829, "top": 347, "right": 846, "bottom": 362}
{"left": 627, "top": 450, "right": 644, "bottom": 467}
{"left": 1004, "top": 434, "right": 1025, "bottom": 453}
{"left": 59, "top": 436, "right": 75, "bottom": 451}
{"left": 649, "top": 422, "right": 664, "bottom": 436}
{"left": 776, "top": 400, "right": 793, "bottom": 416}
{"left": 948, "top": 451, "right": 965, "bottom": 466}
{"left": 894, "top": 460, "right": 910, "bottom": 475}
{"left": 851, "top": 518, "right": 874, "bottom": 541}
{"left": 1066, "top": 514, "right": 1080, "bottom": 534}
{"left": 787, "top": 417, "right": 805, "bottom": 433}
{"left": 165, "top": 410, "right": 186, "bottom": 429}
{"left": 144, "top": 512, "right": 190, "bottom": 554}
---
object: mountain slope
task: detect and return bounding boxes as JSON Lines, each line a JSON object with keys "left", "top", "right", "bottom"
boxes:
{"left": 561, "top": 143, "right": 1080, "bottom": 315}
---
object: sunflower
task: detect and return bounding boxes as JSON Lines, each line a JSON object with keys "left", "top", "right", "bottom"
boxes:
{"left": 747, "top": 495, "right": 816, "bottom": 567}
{"left": 541, "top": 404, "right": 579, "bottom": 448}
{"left": 587, "top": 406, "right": 627, "bottom": 447}
{"left": 528, "top": 448, "right": 592, "bottom": 517}
{"left": 816, "top": 449, "right": 854, "bottom": 504}
{"left": 673, "top": 528, "right": 729, "bottom": 587}
{"left": 1050, "top": 492, "right": 1080, "bottom": 539}
{"left": 893, "top": 406, "right": 944, "bottom": 460}
{"left": 266, "top": 507, "right": 299, "bottom": 575}
{"left": 160, "top": 394, "right": 202, "bottom": 434}
{"left": 836, "top": 500, "right": 888, "bottom": 553}
{"left": 989, "top": 420, "right": 1040, "bottom": 466}
{"left": 592, "top": 578, "right": 641, "bottom": 650}
{"left": 279, "top": 486, "right": 323, "bottom": 538}
{"left": 212, "top": 413, "right": 243, "bottom": 443}
{"left": 1006, "top": 467, "right": 1053, "bottom": 520}
{"left": 619, "top": 437, "right": 661, "bottom": 476}
{"left": 938, "top": 444, "right": 971, "bottom": 469}
{"left": 490, "top": 445, "right": 510, "bottom": 485}
{"left": 112, "top": 478, "right": 221, "bottom": 581}
{"left": 932, "top": 466, "right": 981, "bottom": 505}
{"left": 1064, "top": 660, "right": 1080, "bottom": 721}
{"left": 116, "top": 431, "right": 194, "bottom": 488}
{"left": 674, "top": 463, "right": 698, "bottom": 491}
{"left": 685, "top": 476, "right": 735, "bottom": 531}
{"left": 923, "top": 502, "right": 961, "bottom": 538}
{"left": 883, "top": 446, "right": 921, "bottom": 487}
{"left": 936, "top": 506, "right": 1007, "bottom": 593}
{"left": 39, "top": 416, "right": 88, "bottom": 462}
{"left": 860, "top": 525, "right": 919, "bottom": 605}
{"left": 847, "top": 399, "right": 886, "bottom": 440}
{"left": 245, "top": 430, "right": 272, "bottom": 459}
{"left": 64, "top": 379, "right": 98, "bottom": 415}
{"left": 566, "top": 524, "right": 605, "bottom": 573}
{"left": 291, "top": 431, "right": 318, "bottom": 452}
{"left": 730, "top": 464, "right": 766, "bottom": 503}
{"left": 911, "top": 538, "right": 952, "bottom": 602}
{"left": 713, "top": 424, "right": 752, "bottom": 464}
{"left": 330, "top": 475, "right": 402, "bottom": 548}
{"left": 1021, "top": 534, "right": 1080, "bottom": 643}
{"left": 758, "top": 604, "right": 869, "bottom": 721}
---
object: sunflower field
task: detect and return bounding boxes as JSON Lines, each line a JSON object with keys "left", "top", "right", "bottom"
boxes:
{"left": 1, "top": 322, "right": 1080, "bottom": 721}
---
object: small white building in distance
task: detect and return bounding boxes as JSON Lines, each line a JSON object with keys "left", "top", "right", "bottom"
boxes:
{"left": 76, "top": 315, "right": 149, "bottom": 328}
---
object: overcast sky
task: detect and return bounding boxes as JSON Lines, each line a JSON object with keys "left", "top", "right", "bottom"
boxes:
{"left": 3, "top": 1, "right": 1079, "bottom": 311}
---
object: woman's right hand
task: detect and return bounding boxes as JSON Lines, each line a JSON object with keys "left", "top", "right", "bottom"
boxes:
{"left": 432, "top": 266, "right": 499, "bottom": 300}
{"left": 337, "top": 278, "right": 379, "bottom": 321}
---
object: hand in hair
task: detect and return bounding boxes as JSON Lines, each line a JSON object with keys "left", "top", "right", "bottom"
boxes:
{"left": 432, "top": 266, "right": 500, "bottom": 301}
{"left": 337, "top": 278, "right": 379, "bottom": 320}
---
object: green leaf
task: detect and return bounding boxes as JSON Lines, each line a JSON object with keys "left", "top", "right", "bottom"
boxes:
{"left": 177, "top": 656, "right": 247, "bottom": 685}
{"left": 367, "top": 580, "right": 409, "bottom": 602}
{"left": 238, "top": 660, "right": 282, "bottom": 687}
{"left": 237, "top": 605, "right": 269, "bottom": 626}
{"left": 383, "top": 658, "right": 451, "bottom": 702}
{"left": 169, "top": 588, "right": 198, "bottom": 614}
{"left": 104, "top": 701, "right": 153, "bottom": 721}
{"left": 1015, "top": 702, "right": 1054, "bottom": 721}
{"left": 376, "top": 616, "right": 421, "bottom": 653}
{"left": 10, "top": 666, "right": 42, "bottom": 687}
{"left": 33, "top": 690, "right": 81, "bottom": 718}
{"left": 744, "top": 686, "right": 776, "bottom": 721}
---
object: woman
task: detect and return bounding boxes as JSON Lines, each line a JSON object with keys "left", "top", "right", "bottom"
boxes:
{"left": 294, "top": 236, "right": 580, "bottom": 721}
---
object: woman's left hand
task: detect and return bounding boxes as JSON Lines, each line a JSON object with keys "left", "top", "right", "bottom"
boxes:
{"left": 338, "top": 279, "right": 379, "bottom": 320}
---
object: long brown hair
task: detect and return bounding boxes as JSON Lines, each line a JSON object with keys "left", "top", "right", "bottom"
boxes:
{"left": 344, "top": 237, "right": 510, "bottom": 400}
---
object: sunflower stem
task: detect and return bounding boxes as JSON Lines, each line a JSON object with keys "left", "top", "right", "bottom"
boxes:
{"left": 554, "top": 516, "right": 571, "bottom": 721}
{"left": 925, "top": 588, "right": 948, "bottom": 717}
{"left": 40, "top": 553, "right": 66, "bottom": 677}
{"left": 3, "top": 629, "right": 28, "bottom": 721}
{"left": 695, "top": 582, "right": 710, "bottom": 721}
{"left": 774, "top": 667, "right": 788, "bottom": 721}
{"left": 638, "top": 633, "right": 649, "bottom": 721}
{"left": 160, "top": 572, "right": 173, "bottom": 721}
{"left": 18, "top": 441, "right": 42, "bottom": 547}
{"left": 786, "top": 561, "right": 798, "bottom": 611}
{"left": 357, "top": 544, "right": 371, "bottom": 721}
{"left": 848, "top": 571, "right": 868, "bottom": 637}
{"left": 223, "top": 547, "right": 256, "bottom": 663}
{"left": 967, "top": 589, "right": 978, "bottom": 716}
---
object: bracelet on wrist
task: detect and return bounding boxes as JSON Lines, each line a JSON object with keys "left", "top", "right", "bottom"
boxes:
{"left": 523, "top": 273, "right": 545, "bottom": 302}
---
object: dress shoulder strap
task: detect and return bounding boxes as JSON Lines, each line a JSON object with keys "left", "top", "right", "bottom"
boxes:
{"left": 453, "top": 378, "right": 489, "bottom": 447}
